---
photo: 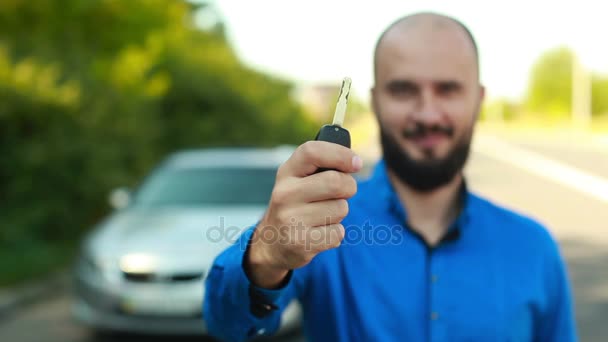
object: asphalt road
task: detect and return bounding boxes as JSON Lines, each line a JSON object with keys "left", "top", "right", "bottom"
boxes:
{"left": 0, "top": 294, "right": 305, "bottom": 342}
{"left": 0, "top": 132, "right": 606, "bottom": 341}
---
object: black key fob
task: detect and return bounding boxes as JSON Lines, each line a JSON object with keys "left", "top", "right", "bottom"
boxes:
{"left": 315, "top": 124, "right": 351, "bottom": 148}
{"left": 314, "top": 125, "right": 351, "bottom": 173}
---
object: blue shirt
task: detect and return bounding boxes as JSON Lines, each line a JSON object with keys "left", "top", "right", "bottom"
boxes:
{"left": 203, "top": 160, "right": 577, "bottom": 341}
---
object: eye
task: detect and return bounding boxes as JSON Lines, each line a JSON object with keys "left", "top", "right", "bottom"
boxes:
{"left": 386, "top": 81, "right": 418, "bottom": 98}
{"left": 436, "top": 81, "right": 461, "bottom": 96}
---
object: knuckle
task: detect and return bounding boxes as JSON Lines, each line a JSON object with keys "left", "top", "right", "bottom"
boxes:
{"left": 298, "top": 141, "right": 318, "bottom": 161}
{"left": 325, "top": 172, "right": 356, "bottom": 199}
{"left": 335, "top": 199, "right": 349, "bottom": 219}
{"left": 275, "top": 208, "right": 294, "bottom": 226}
{"left": 324, "top": 171, "right": 343, "bottom": 195}
{"left": 345, "top": 175, "right": 357, "bottom": 197}
{"left": 291, "top": 247, "right": 310, "bottom": 263}
{"left": 276, "top": 162, "right": 289, "bottom": 179}
{"left": 335, "top": 224, "right": 346, "bottom": 243}
{"left": 325, "top": 225, "right": 344, "bottom": 249}
{"left": 307, "top": 227, "right": 324, "bottom": 241}
{"left": 339, "top": 151, "right": 353, "bottom": 170}
{"left": 270, "top": 185, "right": 283, "bottom": 202}
{"left": 270, "top": 183, "right": 291, "bottom": 206}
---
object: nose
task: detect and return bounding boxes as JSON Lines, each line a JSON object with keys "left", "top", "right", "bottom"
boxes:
{"left": 411, "top": 88, "right": 442, "bottom": 124}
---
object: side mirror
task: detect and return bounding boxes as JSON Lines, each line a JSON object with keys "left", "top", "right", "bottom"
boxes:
{"left": 109, "top": 187, "right": 131, "bottom": 210}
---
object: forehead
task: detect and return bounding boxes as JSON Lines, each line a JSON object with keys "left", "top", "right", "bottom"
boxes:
{"left": 375, "top": 20, "right": 478, "bottom": 83}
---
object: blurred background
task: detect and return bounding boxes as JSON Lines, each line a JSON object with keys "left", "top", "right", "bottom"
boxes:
{"left": 0, "top": 0, "right": 606, "bottom": 341}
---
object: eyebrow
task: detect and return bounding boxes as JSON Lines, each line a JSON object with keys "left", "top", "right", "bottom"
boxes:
{"left": 386, "top": 80, "right": 418, "bottom": 88}
{"left": 436, "top": 80, "right": 463, "bottom": 89}
{"left": 385, "top": 79, "right": 463, "bottom": 88}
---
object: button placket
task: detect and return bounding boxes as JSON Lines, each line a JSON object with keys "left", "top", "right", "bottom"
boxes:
{"left": 429, "top": 250, "right": 443, "bottom": 327}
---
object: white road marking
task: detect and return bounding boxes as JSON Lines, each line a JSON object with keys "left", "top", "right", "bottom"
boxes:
{"left": 473, "top": 134, "right": 608, "bottom": 204}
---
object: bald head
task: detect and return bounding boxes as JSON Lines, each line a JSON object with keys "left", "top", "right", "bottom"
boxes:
{"left": 373, "top": 12, "right": 479, "bottom": 81}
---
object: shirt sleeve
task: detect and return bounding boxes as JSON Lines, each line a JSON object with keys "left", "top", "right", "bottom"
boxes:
{"left": 203, "top": 226, "right": 299, "bottom": 342}
{"left": 536, "top": 239, "right": 578, "bottom": 341}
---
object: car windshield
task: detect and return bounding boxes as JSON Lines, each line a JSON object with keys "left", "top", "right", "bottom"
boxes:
{"left": 132, "top": 167, "right": 277, "bottom": 207}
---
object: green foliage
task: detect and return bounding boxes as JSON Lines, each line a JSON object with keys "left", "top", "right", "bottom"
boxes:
{"left": 591, "top": 75, "right": 608, "bottom": 116}
{"left": 343, "top": 94, "right": 370, "bottom": 126}
{"left": 524, "top": 47, "right": 574, "bottom": 118}
{"left": 523, "top": 46, "right": 608, "bottom": 118}
{"left": 0, "top": 0, "right": 316, "bottom": 285}
{"left": 480, "top": 98, "right": 521, "bottom": 121}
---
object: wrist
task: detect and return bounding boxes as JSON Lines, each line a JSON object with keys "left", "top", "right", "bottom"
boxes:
{"left": 245, "top": 227, "right": 289, "bottom": 289}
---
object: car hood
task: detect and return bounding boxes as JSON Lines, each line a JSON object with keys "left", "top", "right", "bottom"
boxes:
{"left": 86, "top": 205, "right": 266, "bottom": 273}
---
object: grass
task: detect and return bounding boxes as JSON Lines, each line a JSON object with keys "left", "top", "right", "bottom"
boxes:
{"left": 0, "top": 241, "right": 79, "bottom": 288}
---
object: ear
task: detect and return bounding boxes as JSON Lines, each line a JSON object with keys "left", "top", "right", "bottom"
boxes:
{"left": 479, "top": 84, "right": 486, "bottom": 101}
{"left": 370, "top": 85, "right": 380, "bottom": 121}
{"left": 474, "top": 84, "right": 486, "bottom": 122}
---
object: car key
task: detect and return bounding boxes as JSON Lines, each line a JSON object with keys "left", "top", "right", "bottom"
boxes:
{"left": 314, "top": 77, "right": 352, "bottom": 172}
{"left": 315, "top": 77, "right": 351, "bottom": 148}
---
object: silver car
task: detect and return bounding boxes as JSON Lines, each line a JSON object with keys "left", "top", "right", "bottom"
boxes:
{"left": 72, "top": 146, "right": 302, "bottom": 336}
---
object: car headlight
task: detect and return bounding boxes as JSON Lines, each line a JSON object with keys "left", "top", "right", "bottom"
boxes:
{"left": 78, "top": 251, "right": 121, "bottom": 284}
{"left": 119, "top": 253, "right": 158, "bottom": 274}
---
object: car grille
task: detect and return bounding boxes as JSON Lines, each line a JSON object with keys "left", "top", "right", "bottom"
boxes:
{"left": 123, "top": 271, "right": 204, "bottom": 283}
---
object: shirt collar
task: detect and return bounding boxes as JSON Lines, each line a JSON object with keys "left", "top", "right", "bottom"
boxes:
{"left": 368, "top": 159, "right": 473, "bottom": 242}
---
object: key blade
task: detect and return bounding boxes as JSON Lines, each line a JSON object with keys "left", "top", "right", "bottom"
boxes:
{"left": 332, "top": 77, "right": 351, "bottom": 127}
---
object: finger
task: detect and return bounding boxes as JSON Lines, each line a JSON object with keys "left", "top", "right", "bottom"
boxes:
{"left": 281, "top": 199, "right": 349, "bottom": 228}
{"left": 273, "top": 171, "right": 357, "bottom": 204}
{"left": 278, "top": 141, "right": 363, "bottom": 178}
{"left": 303, "top": 224, "right": 345, "bottom": 253}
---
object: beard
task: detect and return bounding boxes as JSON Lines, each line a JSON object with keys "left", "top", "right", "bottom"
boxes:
{"left": 380, "top": 122, "right": 473, "bottom": 192}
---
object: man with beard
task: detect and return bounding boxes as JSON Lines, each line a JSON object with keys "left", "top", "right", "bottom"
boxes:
{"left": 204, "top": 12, "right": 576, "bottom": 341}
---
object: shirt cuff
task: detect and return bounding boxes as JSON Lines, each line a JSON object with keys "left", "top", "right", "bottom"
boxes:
{"left": 239, "top": 226, "right": 293, "bottom": 317}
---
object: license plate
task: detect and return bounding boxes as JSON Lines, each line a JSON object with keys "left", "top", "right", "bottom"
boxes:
{"left": 120, "top": 286, "right": 201, "bottom": 316}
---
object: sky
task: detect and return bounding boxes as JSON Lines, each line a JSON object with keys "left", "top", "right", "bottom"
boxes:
{"left": 202, "top": 0, "right": 607, "bottom": 102}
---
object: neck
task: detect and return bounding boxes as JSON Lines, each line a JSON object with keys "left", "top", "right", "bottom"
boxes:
{"left": 387, "top": 170, "right": 464, "bottom": 246}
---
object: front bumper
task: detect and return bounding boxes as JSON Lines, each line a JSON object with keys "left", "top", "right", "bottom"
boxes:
{"left": 72, "top": 270, "right": 207, "bottom": 335}
{"left": 72, "top": 272, "right": 301, "bottom": 336}
{"left": 72, "top": 297, "right": 207, "bottom": 335}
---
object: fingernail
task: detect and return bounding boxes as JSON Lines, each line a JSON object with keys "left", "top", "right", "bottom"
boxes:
{"left": 352, "top": 155, "right": 363, "bottom": 171}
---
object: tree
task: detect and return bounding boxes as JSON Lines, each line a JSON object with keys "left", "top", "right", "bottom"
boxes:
{"left": 479, "top": 98, "right": 521, "bottom": 122}
{"left": 0, "top": 0, "right": 316, "bottom": 285}
{"left": 524, "top": 47, "right": 574, "bottom": 118}
{"left": 591, "top": 75, "right": 608, "bottom": 116}
{"left": 524, "top": 46, "right": 608, "bottom": 119}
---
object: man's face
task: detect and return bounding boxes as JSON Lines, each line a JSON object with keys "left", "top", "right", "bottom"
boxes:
{"left": 372, "top": 20, "right": 484, "bottom": 191}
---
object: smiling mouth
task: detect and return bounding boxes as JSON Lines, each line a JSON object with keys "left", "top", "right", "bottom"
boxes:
{"left": 402, "top": 123, "right": 453, "bottom": 149}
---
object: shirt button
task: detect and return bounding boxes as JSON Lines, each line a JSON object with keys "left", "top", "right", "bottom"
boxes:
{"left": 431, "top": 275, "right": 438, "bottom": 283}
{"left": 431, "top": 312, "right": 439, "bottom": 320}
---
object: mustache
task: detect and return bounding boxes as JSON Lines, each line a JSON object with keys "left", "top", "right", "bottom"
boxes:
{"left": 402, "top": 123, "right": 454, "bottom": 139}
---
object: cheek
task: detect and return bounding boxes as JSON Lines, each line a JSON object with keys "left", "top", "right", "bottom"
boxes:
{"left": 376, "top": 98, "right": 414, "bottom": 130}
{"left": 442, "top": 97, "right": 478, "bottom": 134}
{"left": 445, "top": 96, "right": 480, "bottom": 123}
{"left": 378, "top": 103, "right": 404, "bottom": 124}
{"left": 451, "top": 107, "right": 477, "bottom": 138}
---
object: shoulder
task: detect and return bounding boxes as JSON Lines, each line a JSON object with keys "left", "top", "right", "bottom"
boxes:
{"left": 469, "top": 193, "right": 570, "bottom": 287}
{"left": 469, "top": 192, "right": 561, "bottom": 255}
